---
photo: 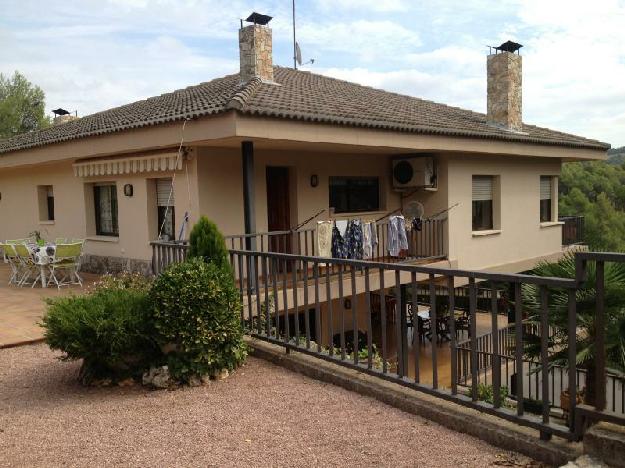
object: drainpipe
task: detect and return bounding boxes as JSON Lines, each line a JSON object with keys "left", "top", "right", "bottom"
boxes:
{"left": 241, "top": 141, "right": 257, "bottom": 252}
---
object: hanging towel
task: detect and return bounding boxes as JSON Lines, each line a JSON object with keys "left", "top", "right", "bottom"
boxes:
{"left": 316, "top": 221, "right": 333, "bottom": 258}
{"left": 387, "top": 215, "right": 408, "bottom": 257}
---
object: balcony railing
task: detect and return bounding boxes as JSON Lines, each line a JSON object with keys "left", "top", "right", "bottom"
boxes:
{"left": 227, "top": 248, "right": 625, "bottom": 442}
{"left": 560, "top": 216, "right": 585, "bottom": 246}
{"left": 151, "top": 218, "right": 447, "bottom": 276}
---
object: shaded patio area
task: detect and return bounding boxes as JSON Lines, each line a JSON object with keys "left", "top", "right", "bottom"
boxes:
{"left": 0, "top": 264, "right": 98, "bottom": 347}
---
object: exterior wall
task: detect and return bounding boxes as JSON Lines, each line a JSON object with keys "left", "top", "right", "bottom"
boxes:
{"left": 195, "top": 147, "right": 448, "bottom": 239}
{"left": 0, "top": 143, "right": 563, "bottom": 275}
{"left": 446, "top": 154, "right": 562, "bottom": 271}
{"left": 0, "top": 154, "right": 199, "bottom": 272}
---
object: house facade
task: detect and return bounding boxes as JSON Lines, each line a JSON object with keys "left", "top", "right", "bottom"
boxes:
{"left": 0, "top": 20, "right": 608, "bottom": 275}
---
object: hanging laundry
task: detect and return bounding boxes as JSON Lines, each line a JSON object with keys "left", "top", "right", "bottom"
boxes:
{"left": 335, "top": 219, "right": 348, "bottom": 237}
{"left": 331, "top": 223, "right": 348, "bottom": 259}
{"left": 316, "top": 220, "right": 333, "bottom": 258}
{"left": 362, "top": 221, "right": 378, "bottom": 259}
{"left": 412, "top": 217, "right": 423, "bottom": 232}
{"left": 345, "top": 219, "right": 364, "bottom": 259}
{"left": 387, "top": 215, "right": 408, "bottom": 257}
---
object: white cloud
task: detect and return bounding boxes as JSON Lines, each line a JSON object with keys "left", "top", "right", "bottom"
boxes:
{"left": 0, "top": 0, "right": 623, "bottom": 146}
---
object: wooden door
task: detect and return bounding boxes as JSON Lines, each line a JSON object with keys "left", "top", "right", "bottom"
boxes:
{"left": 266, "top": 166, "right": 291, "bottom": 253}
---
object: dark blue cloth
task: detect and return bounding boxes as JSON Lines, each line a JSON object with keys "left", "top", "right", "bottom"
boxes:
{"left": 345, "top": 220, "right": 364, "bottom": 259}
{"left": 331, "top": 225, "right": 348, "bottom": 259}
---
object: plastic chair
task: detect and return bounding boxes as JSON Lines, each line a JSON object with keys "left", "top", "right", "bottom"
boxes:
{"left": 1, "top": 243, "right": 21, "bottom": 285}
{"left": 12, "top": 244, "right": 37, "bottom": 286}
{"left": 48, "top": 243, "right": 84, "bottom": 288}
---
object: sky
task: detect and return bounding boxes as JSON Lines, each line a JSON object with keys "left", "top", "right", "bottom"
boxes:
{"left": 1, "top": 0, "right": 624, "bottom": 147}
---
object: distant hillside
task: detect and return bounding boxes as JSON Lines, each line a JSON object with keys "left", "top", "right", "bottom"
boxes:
{"left": 608, "top": 146, "right": 625, "bottom": 165}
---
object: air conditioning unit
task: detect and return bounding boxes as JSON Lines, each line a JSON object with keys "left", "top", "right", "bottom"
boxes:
{"left": 392, "top": 156, "right": 436, "bottom": 190}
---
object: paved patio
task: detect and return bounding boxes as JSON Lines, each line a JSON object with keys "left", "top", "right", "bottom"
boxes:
{"left": 0, "top": 263, "right": 98, "bottom": 347}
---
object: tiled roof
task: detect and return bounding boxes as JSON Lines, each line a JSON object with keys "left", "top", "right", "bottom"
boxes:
{"left": 0, "top": 67, "right": 609, "bottom": 154}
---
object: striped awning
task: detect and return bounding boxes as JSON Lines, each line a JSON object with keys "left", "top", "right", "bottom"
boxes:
{"left": 73, "top": 152, "right": 182, "bottom": 177}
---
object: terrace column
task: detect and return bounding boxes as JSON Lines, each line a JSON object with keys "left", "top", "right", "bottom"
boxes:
{"left": 241, "top": 141, "right": 256, "bottom": 251}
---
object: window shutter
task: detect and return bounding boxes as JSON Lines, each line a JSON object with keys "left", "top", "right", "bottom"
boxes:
{"left": 540, "top": 177, "right": 552, "bottom": 200}
{"left": 156, "top": 178, "right": 174, "bottom": 206}
{"left": 472, "top": 176, "right": 493, "bottom": 201}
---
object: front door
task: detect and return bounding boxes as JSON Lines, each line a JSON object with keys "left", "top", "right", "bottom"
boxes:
{"left": 266, "top": 166, "right": 291, "bottom": 253}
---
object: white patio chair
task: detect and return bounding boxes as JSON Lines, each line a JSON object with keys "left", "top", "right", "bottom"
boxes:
{"left": 48, "top": 243, "right": 84, "bottom": 288}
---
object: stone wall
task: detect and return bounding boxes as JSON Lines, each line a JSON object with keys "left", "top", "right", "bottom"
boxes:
{"left": 239, "top": 24, "right": 273, "bottom": 83}
{"left": 81, "top": 254, "right": 152, "bottom": 276}
{"left": 487, "top": 52, "right": 522, "bottom": 132}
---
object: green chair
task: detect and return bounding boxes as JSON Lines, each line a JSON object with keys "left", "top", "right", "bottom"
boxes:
{"left": 48, "top": 243, "right": 84, "bottom": 288}
{"left": 1, "top": 243, "right": 21, "bottom": 285}
{"left": 12, "top": 243, "right": 37, "bottom": 287}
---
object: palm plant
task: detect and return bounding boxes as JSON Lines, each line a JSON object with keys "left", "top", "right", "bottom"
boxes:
{"left": 521, "top": 252, "right": 625, "bottom": 406}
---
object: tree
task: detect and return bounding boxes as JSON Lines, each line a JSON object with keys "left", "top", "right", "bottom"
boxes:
{"left": 0, "top": 71, "right": 50, "bottom": 139}
{"left": 187, "top": 216, "right": 230, "bottom": 270}
{"left": 522, "top": 253, "right": 625, "bottom": 406}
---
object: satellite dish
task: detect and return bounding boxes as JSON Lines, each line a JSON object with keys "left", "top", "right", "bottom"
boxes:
{"left": 404, "top": 201, "right": 424, "bottom": 220}
{"left": 295, "top": 42, "right": 302, "bottom": 66}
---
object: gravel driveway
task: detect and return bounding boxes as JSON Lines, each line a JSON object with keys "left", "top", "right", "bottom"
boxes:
{"left": 0, "top": 344, "right": 539, "bottom": 467}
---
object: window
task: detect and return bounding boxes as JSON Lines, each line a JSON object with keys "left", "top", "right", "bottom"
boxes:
{"left": 37, "top": 185, "right": 54, "bottom": 221}
{"left": 540, "top": 176, "right": 553, "bottom": 222}
{"left": 156, "top": 178, "right": 175, "bottom": 241}
{"left": 472, "top": 176, "right": 494, "bottom": 231}
{"left": 94, "top": 184, "right": 119, "bottom": 236}
{"left": 329, "top": 177, "right": 380, "bottom": 213}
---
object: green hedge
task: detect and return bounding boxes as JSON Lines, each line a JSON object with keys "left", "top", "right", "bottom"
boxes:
{"left": 41, "top": 274, "right": 159, "bottom": 384}
{"left": 148, "top": 258, "right": 246, "bottom": 382}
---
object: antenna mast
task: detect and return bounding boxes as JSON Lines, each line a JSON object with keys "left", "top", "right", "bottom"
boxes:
{"left": 292, "top": 0, "right": 297, "bottom": 69}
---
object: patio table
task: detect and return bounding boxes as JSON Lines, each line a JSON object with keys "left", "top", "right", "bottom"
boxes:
{"left": 29, "top": 244, "right": 56, "bottom": 288}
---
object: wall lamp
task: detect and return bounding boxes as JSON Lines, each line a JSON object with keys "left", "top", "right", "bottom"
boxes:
{"left": 310, "top": 174, "right": 319, "bottom": 188}
{"left": 123, "top": 184, "right": 134, "bottom": 197}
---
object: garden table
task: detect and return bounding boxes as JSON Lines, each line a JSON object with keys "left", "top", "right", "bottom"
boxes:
{"left": 29, "top": 244, "right": 56, "bottom": 288}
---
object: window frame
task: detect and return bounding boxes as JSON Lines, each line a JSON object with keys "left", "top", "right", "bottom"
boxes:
{"left": 472, "top": 175, "right": 495, "bottom": 232}
{"left": 155, "top": 178, "right": 176, "bottom": 241}
{"left": 540, "top": 176, "right": 554, "bottom": 223}
{"left": 94, "top": 184, "right": 119, "bottom": 237}
{"left": 329, "top": 176, "right": 380, "bottom": 214}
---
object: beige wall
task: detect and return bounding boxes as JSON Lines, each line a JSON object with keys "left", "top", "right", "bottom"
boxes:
{"left": 195, "top": 147, "right": 448, "bottom": 238}
{"left": 0, "top": 155, "right": 197, "bottom": 263}
{"left": 0, "top": 143, "right": 564, "bottom": 273}
{"left": 446, "top": 154, "right": 562, "bottom": 271}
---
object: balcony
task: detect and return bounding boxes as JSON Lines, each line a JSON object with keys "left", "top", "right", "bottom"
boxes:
{"left": 559, "top": 215, "right": 584, "bottom": 246}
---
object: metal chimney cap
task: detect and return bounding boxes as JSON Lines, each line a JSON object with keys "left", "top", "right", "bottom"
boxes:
{"left": 494, "top": 40, "right": 523, "bottom": 54}
{"left": 52, "top": 108, "right": 70, "bottom": 116}
{"left": 245, "top": 12, "right": 272, "bottom": 25}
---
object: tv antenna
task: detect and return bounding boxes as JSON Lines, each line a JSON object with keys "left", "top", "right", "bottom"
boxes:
{"left": 292, "top": 0, "right": 314, "bottom": 69}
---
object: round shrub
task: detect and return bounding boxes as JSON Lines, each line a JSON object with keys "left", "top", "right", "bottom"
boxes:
{"left": 187, "top": 216, "right": 230, "bottom": 270}
{"left": 42, "top": 276, "right": 159, "bottom": 384}
{"left": 148, "top": 258, "right": 246, "bottom": 382}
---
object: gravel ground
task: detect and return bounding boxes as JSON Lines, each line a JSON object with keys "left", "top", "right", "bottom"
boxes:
{"left": 0, "top": 344, "right": 540, "bottom": 468}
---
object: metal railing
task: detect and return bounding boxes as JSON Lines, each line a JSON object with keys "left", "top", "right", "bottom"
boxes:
{"left": 560, "top": 216, "right": 584, "bottom": 246}
{"left": 228, "top": 248, "right": 625, "bottom": 442}
{"left": 150, "top": 240, "right": 189, "bottom": 275}
{"left": 151, "top": 218, "right": 447, "bottom": 276}
{"left": 223, "top": 218, "right": 446, "bottom": 261}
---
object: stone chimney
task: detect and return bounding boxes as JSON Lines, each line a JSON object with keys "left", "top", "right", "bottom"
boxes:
{"left": 487, "top": 40, "right": 523, "bottom": 132}
{"left": 239, "top": 13, "right": 274, "bottom": 84}
{"left": 53, "top": 114, "right": 79, "bottom": 125}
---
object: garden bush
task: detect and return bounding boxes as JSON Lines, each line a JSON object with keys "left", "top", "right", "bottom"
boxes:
{"left": 148, "top": 257, "right": 246, "bottom": 382}
{"left": 187, "top": 216, "right": 230, "bottom": 269}
{"left": 41, "top": 273, "right": 160, "bottom": 384}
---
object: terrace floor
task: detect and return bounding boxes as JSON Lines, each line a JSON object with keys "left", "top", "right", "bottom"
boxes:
{"left": 0, "top": 344, "right": 537, "bottom": 467}
{"left": 0, "top": 263, "right": 98, "bottom": 347}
